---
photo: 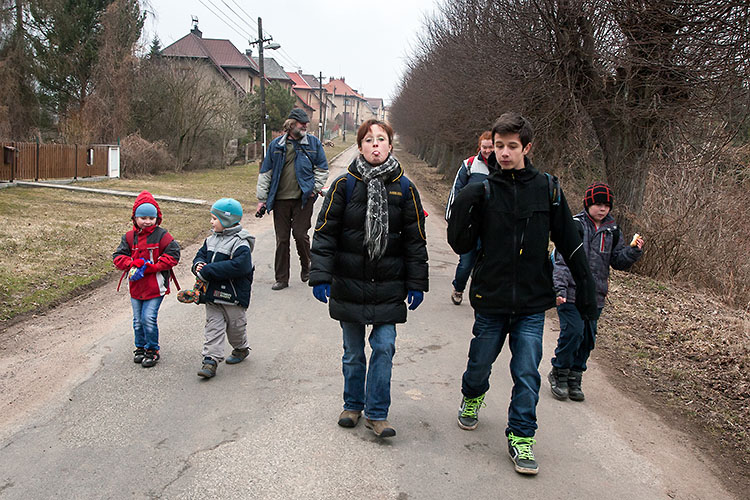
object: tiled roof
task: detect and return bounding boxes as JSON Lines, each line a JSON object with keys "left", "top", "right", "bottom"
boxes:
{"left": 162, "top": 33, "right": 259, "bottom": 72}
{"left": 287, "top": 72, "right": 311, "bottom": 89}
{"left": 251, "top": 57, "right": 292, "bottom": 81}
{"left": 291, "top": 89, "right": 315, "bottom": 110}
{"left": 324, "top": 79, "right": 364, "bottom": 99}
{"left": 366, "top": 97, "right": 384, "bottom": 109}
{"left": 301, "top": 74, "right": 322, "bottom": 89}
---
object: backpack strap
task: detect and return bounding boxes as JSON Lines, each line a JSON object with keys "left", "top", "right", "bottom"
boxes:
{"left": 116, "top": 229, "right": 137, "bottom": 292}
{"left": 545, "top": 173, "right": 561, "bottom": 207}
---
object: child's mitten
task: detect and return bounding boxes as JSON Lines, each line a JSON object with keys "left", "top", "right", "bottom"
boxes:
{"left": 128, "top": 260, "right": 152, "bottom": 281}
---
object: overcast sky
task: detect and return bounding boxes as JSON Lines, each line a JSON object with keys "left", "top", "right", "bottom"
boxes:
{"left": 145, "top": 0, "right": 441, "bottom": 104}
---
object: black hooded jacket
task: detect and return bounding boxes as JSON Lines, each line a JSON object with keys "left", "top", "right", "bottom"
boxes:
{"left": 309, "top": 160, "right": 429, "bottom": 324}
{"left": 447, "top": 155, "right": 597, "bottom": 318}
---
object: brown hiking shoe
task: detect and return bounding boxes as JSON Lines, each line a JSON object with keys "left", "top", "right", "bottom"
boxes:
{"left": 365, "top": 419, "right": 396, "bottom": 438}
{"left": 337, "top": 410, "right": 361, "bottom": 428}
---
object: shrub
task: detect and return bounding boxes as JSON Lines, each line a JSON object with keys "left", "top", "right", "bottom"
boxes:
{"left": 120, "top": 132, "right": 175, "bottom": 177}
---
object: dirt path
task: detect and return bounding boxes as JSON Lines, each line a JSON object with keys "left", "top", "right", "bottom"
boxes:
{"left": 0, "top": 145, "right": 739, "bottom": 499}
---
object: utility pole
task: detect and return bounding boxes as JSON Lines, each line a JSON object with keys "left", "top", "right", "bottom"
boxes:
{"left": 249, "top": 17, "right": 280, "bottom": 162}
{"left": 319, "top": 71, "right": 325, "bottom": 140}
{"left": 342, "top": 94, "right": 347, "bottom": 142}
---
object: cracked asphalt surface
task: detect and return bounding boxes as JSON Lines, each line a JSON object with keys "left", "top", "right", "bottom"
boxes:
{"left": 0, "top": 146, "right": 737, "bottom": 499}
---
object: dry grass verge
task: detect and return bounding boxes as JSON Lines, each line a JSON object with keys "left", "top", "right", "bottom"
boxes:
{"left": 0, "top": 163, "right": 260, "bottom": 324}
{"left": 396, "top": 144, "right": 750, "bottom": 494}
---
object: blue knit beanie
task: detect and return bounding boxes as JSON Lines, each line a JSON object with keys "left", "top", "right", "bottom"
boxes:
{"left": 211, "top": 198, "right": 243, "bottom": 228}
{"left": 135, "top": 203, "right": 157, "bottom": 218}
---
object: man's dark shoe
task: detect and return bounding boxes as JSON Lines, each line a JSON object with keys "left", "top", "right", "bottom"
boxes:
{"left": 197, "top": 357, "right": 217, "bottom": 378}
{"left": 365, "top": 419, "right": 396, "bottom": 438}
{"left": 271, "top": 281, "right": 288, "bottom": 291}
{"left": 337, "top": 410, "right": 361, "bottom": 428}
{"left": 548, "top": 367, "right": 570, "bottom": 400}
{"left": 133, "top": 347, "right": 145, "bottom": 364}
{"left": 141, "top": 349, "right": 160, "bottom": 368}
{"left": 507, "top": 432, "right": 539, "bottom": 475}
{"left": 568, "top": 370, "right": 585, "bottom": 401}
{"left": 457, "top": 393, "right": 486, "bottom": 430}
{"left": 225, "top": 347, "right": 250, "bottom": 365}
{"left": 300, "top": 270, "right": 310, "bottom": 282}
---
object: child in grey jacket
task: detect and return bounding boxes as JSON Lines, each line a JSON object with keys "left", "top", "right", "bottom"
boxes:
{"left": 549, "top": 183, "right": 644, "bottom": 401}
{"left": 180, "top": 198, "right": 255, "bottom": 380}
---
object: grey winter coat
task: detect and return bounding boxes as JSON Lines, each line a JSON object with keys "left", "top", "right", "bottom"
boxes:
{"left": 553, "top": 211, "right": 642, "bottom": 307}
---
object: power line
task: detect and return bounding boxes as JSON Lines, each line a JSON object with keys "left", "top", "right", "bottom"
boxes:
{"left": 198, "top": 0, "right": 253, "bottom": 40}
{"left": 225, "top": 0, "right": 258, "bottom": 32}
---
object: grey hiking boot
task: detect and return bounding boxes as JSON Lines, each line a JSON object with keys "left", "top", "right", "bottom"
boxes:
{"left": 457, "top": 393, "right": 486, "bottom": 430}
{"left": 197, "top": 357, "right": 217, "bottom": 378}
{"left": 568, "top": 370, "right": 585, "bottom": 401}
{"left": 548, "top": 367, "right": 570, "bottom": 400}
{"left": 225, "top": 347, "right": 250, "bottom": 365}
{"left": 507, "top": 432, "right": 538, "bottom": 475}
{"left": 365, "top": 419, "right": 396, "bottom": 438}
{"left": 141, "top": 349, "right": 160, "bottom": 368}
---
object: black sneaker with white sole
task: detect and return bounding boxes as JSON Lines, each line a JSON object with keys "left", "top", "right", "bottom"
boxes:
{"left": 507, "top": 432, "right": 538, "bottom": 475}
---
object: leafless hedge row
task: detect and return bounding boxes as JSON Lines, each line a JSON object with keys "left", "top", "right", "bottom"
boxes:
{"left": 391, "top": 0, "right": 750, "bottom": 308}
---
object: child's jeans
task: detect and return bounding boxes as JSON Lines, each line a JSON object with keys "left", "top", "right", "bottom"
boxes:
{"left": 202, "top": 303, "right": 249, "bottom": 362}
{"left": 131, "top": 296, "right": 164, "bottom": 351}
{"left": 551, "top": 302, "right": 603, "bottom": 372}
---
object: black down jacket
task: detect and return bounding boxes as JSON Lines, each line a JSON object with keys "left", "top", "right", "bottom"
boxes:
{"left": 309, "top": 161, "right": 429, "bottom": 324}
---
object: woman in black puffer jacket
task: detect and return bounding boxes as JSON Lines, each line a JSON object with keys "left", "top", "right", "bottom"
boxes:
{"left": 309, "top": 119, "right": 429, "bottom": 438}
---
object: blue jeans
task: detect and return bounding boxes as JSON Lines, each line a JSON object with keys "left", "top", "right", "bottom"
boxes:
{"left": 452, "top": 245, "right": 479, "bottom": 293}
{"left": 461, "top": 311, "right": 545, "bottom": 437}
{"left": 131, "top": 296, "right": 164, "bottom": 351}
{"left": 552, "top": 302, "right": 602, "bottom": 372}
{"left": 340, "top": 322, "right": 397, "bottom": 420}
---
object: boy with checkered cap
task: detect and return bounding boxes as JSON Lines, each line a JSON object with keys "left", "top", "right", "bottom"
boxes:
{"left": 184, "top": 198, "right": 256, "bottom": 379}
{"left": 548, "top": 182, "right": 644, "bottom": 401}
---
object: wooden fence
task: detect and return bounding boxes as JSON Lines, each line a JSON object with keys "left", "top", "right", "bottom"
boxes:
{"left": 0, "top": 142, "right": 110, "bottom": 182}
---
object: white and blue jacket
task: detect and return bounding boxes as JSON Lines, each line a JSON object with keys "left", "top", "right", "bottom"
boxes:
{"left": 445, "top": 154, "right": 492, "bottom": 220}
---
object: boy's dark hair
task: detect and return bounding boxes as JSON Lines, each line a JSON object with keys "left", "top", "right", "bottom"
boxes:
{"left": 491, "top": 112, "right": 534, "bottom": 147}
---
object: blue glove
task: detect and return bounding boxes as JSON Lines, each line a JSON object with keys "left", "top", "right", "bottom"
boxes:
{"left": 312, "top": 284, "right": 330, "bottom": 304}
{"left": 128, "top": 260, "right": 152, "bottom": 282}
{"left": 407, "top": 290, "right": 424, "bottom": 310}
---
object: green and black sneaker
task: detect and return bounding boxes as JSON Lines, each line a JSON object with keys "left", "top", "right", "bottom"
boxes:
{"left": 507, "top": 432, "right": 538, "bottom": 475}
{"left": 457, "top": 393, "right": 486, "bottom": 430}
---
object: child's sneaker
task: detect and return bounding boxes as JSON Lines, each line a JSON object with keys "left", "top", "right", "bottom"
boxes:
{"left": 225, "top": 347, "right": 250, "bottom": 365}
{"left": 507, "top": 432, "right": 538, "bottom": 475}
{"left": 197, "top": 357, "right": 217, "bottom": 378}
{"left": 133, "top": 347, "right": 146, "bottom": 364}
{"left": 457, "top": 393, "right": 486, "bottom": 430}
{"left": 141, "top": 349, "right": 160, "bottom": 368}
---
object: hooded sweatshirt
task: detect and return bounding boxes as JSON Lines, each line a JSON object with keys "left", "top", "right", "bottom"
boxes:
{"left": 113, "top": 191, "right": 181, "bottom": 300}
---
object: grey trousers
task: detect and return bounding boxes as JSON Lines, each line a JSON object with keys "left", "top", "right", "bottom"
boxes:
{"left": 202, "top": 302, "right": 249, "bottom": 362}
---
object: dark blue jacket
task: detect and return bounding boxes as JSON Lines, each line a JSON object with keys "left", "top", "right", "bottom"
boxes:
{"left": 192, "top": 225, "right": 255, "bottom": 308}
{"left": 256, "top": 133, "right": 329, "bottom": 212}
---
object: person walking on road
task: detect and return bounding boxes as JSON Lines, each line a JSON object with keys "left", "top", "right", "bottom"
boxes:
{"left": 256, "top": 108, "right": 329, "bottom": 291}
{"left": 309, "top": 119, "right": 429, "bottom": 439}
{"left": 445, "top": 131, "right": 494, "bottom": 305}
{"left": 179, "top": 198, "right": 256, "bottom": 380}
{"left": 113, "top": 191, "right": 181, "bottom": 368}
{"left": 548, "top": 183, "right": 643, "bottom": 401}
{"left": 447, "top": 112, "right": 598, "bottom": 475}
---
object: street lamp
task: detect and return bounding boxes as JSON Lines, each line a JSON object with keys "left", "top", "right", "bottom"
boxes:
{"left": 249, "top": 17, "right": 281, "bottom": 161}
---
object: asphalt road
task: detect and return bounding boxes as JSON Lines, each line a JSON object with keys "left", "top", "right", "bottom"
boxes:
{"left": 0, "top": 146, "right": 736, "bottom": 499}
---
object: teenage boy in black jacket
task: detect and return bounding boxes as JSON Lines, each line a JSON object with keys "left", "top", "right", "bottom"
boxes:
{"left": 447, "top": 112, "right": 597, "bottom": 475}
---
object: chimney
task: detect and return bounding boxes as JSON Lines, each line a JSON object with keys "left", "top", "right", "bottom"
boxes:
{"left": 245, "top": 49, "right": 252, "bottom": 57}
{"left": 190, "top": 23, "right": 202, "bottom": 38}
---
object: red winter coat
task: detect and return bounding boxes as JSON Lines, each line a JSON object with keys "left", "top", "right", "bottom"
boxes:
{"left": 113, "top": 191, "right": 181, "bottom": 300}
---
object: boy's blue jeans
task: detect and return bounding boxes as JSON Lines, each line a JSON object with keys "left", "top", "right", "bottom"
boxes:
{"left": 452, "top": 248, "right": 478, "bottom": 293}
{"left": 461, "top": 311, "right": 545, "bottom": 437}
{"left": 552, "top": 302, "right": 602, "bottom": 372}
{"left": 131, "top": 296, "right": 164, "bottom": 351}
{"left": 340, "top": 322, "right": 397, "bottom": 421}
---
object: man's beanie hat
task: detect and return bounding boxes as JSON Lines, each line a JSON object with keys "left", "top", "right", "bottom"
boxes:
{"left": 211, "top": 198, "right": 243, "bottom": 228}
{"left": 583, "top": 183, "right": 614, "bottom": 209}
{"left": 134, "top": 202, "right": 157, "bottom": 218}
{"left": 288, "top": 108, "right": 310, "bottom": 123}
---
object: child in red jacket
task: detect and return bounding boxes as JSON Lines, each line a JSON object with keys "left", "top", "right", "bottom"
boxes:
{"left": 113, "top": 191, "right": 180, "bottom": 367}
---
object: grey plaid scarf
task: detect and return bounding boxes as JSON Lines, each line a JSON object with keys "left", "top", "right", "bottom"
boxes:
{"left": 353, "top": 153, "right": 401, "bottom": 261}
